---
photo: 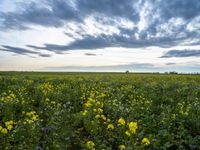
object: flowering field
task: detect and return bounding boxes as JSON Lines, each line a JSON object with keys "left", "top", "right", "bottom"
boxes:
{"left": 0, "top": 72, "right": 199, "bottom": 149}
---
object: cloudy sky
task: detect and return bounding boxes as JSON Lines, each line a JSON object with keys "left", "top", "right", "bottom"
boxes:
{"left": 0, "top": 0, "right": 200, "bottom": 72}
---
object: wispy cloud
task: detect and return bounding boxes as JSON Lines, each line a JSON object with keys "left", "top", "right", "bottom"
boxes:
{"left": 0, "top": 45, "right": 52, "bottom": 57}
{"left": 84, "top": 53, "right": 98, "bottom": 56}
{"left": 1, "top": 0, "right": 200, "bottom": 52}
{"left": 161, "top": 49, "right": 200, "bottom": 58}
{"left": 42, "top": 63, "right": 155, "bottom": 71}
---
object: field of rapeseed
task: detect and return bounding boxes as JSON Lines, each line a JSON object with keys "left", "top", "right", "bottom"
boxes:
{"left": 0, "top": 72, "right": 199, "bottom": 149}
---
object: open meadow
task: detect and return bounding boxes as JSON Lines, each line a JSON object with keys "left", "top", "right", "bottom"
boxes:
{"left": 0, "top": 72, "right": 200, "bottom": 149}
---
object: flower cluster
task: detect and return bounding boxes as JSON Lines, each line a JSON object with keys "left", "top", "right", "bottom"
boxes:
{"left": 22, "top": 111, "right": 39, "bottom": 124}
{"left": 0, "top": 120, "right": 14, "bottom": 134}
{"left": 118, "top": 117, "right": 126, "bottom": 126}
{"left": 86, "top": 141, "right": 95, "bottom": 150}
{"left": 142, "top": 137, "right": 150, "bottom": 145}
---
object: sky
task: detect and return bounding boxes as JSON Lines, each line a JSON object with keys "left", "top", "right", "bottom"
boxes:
{"left": 0, "top": 0, "right": 200, "bottom": 73}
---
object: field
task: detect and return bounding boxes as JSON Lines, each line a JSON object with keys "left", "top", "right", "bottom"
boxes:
{"left": 0, "top": 72, "right": 200, "bottom": 150}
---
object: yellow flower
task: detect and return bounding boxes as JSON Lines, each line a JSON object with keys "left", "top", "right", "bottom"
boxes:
{"left": 5, "top": 120, "right": 13, "bottom": 126}
{"left": 142, "top": 137, "right": 150, "bottom": 145}
{"left": 125, "top": 130, "right": 131, "bottom": 137}
{"left": 1, "top": 128, "right": 8, "bottom": 134}
{"left": 107, "top": 118, "right": 111, "bottom": 122}
{"left": 26, "top": 112, "right": 31, "bottom": 117}
{"left": 118, "top": 117, "right": 125, "bottom": 126}
{"left": 95, "top": 114, "right": 100, "bottom": 119}
{"left": 85, "top": 101, "right": 92, "bottom": 107}
{"left": 51, "top": 101, "right": 56, "bottom": 104}
{"left": 107, "top": 124, "right": 114, "bottom": 130}
{"left": 82, "top": 110, "right": 88, "bottom": 116}
{"left": 0, "top": 126, "right": 2, "bottom": 131}
{"left": 7, "top": 125, "right": 13, "bottom": 131}
{"left": 128, "top": 122, "right": 138, "bottom": 134}
{"left": 93, "top": 109, "right": 97, "bottom": 112}
{"left": 101, "top": 115, "right": 106, "bottom": 121}
{"left": 97, "top": 108, "right": 103, "bottom": 114}
{"left": 96, "top": 101, "right": 101, "bottom": 105}
{"left": 86, "top": 141, "right": 95, "bottom": 149}
{"left": 119, "top": 145, "right": 125, "bottom": 150}
{"left": 32, "top": 115, "right": 38, "bottom": 121}
{"left": 27, "top": 120, "right": 34, "bottom": 124}
{"left": 88, "top": 97, "right": 95, "bottom": 102}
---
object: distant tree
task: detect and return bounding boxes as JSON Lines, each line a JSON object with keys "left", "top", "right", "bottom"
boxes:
{"left": 125, "top": 70, "right": 129, "bottom": 74}
{"left": 169, "top": 71, "right": 178, "bottom": 74}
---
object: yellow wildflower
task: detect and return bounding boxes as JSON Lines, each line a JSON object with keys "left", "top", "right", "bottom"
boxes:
{"left": 95, "top": 114, "right": 100, "bottom": 119}
{"left": 97, "top": 108, "right": 103, "bottom": 114}
{"left": 107, "top": 118, "right": 111, "bottom": 122}
{"left": 26, "top": 112, "right": 31, "bottom": 117}
{"left": 86, "top": 141, "right": 95, "bottom": 149}
{"left": 7, "top": 125, "right": 13, "bottom": 131}
{"left": 45, "top": 98, "right": 50, "bottom": 102}
{"left": 32, "top": 115, "right": 38, "bottom": 121}
{"left": 128, "top": 122, "right": 138, "bottom": 134}
{"left": 5, "top": 120, "right": 13, "bottom": 126}
{"left": 125, "top": 130, "right": 131, "bottom": 137}
{"left": 51, "top": 101, "right": 56, "bottom": 105}
{"left": 27, "top": 120, "right": 34, "bottom": 124}
{"left": 119, "top": 145, "right": 125, "bottom": 150}
{"left": 0, "top": 126, "right": 2, "bottom": 131}
{"left": 96, "top": 101, "right": 101, "bottom": 105}
{"left": 142, "top": 137, "right": 150, "bottom": 145}
{"left": 85, "top": 101, "right": 92, "bottom": 107}
{"left": 118, "top": 117, "right": 125, "bottom": 126}
{"left": 107, "top": 124, "right": 114, "bottom": 130}
{"left": 93, "top": 109, "right": 97, "bottom": 112}
{"left": 1, "top": 128, "right": 8, "bottom": 134}
{"left": 82, "top": 110, "right": 88, "bottom": 116}
{"left": 101, "top": 115, "right": 106, "bottom": 121}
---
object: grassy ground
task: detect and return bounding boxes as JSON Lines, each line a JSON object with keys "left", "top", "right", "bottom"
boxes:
{"left": 0, "top": 72, "right": 199, "bottom": 149}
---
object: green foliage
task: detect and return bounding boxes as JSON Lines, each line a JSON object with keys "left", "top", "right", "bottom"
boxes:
{"left": 0, "top": 72, "right": 199, "bottom": 149}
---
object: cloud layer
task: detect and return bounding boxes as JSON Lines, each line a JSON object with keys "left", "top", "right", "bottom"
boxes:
{"left": 161, "top": 49, "right": 200, "bottom": 58}
{"left": 1, "top": 0, "right": 200, "bottom": 54}
{"left": 0, "top": 45, "right": 51, "bottom": 57}
{"left": 0, "top": 0, "right": 199, "bottom": 72}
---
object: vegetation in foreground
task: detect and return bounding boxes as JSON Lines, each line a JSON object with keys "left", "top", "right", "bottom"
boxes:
{"left": 0, "top": 72, "right": 200, "bottom": 149}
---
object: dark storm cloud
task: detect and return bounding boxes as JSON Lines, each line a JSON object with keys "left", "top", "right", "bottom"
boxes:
{"left": 0, "top": 45, "right": 51, "bottom": 57}
{"left": 0, "top": 0, "right": 138, "bottom": 29}
{"left": 26, "top": 33, "right": 188, "bottom": 51}
{"left": 0, "top": 0, "right": 200, "bottom": 53}
{"left": 161, "top": 49, "right": 200, "bottom": 58}
{"left": 77, "top": 0, "right": 139, "bottom": 21}
{"left": 0, "top": 1, "right": 77, "bottom": 29}
{"left": 3, "top": 0, "right": 199, "bottom": 29}
{"left": 156, "top": 0, "right": 200, "bottom": 20}
{"left": 27, "top": 35, "right": 114, "bottom": 52}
